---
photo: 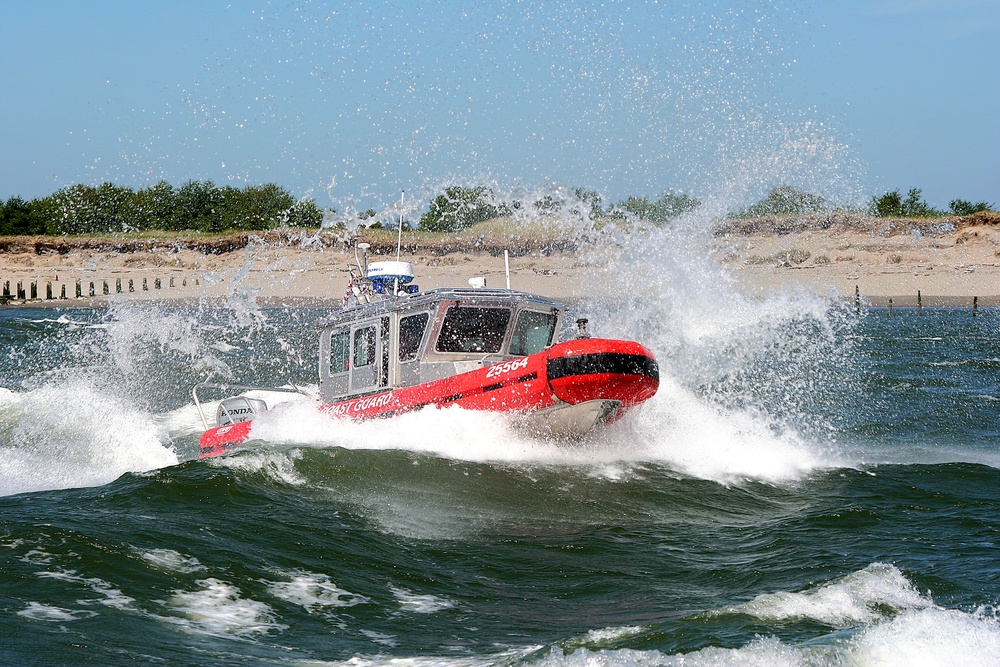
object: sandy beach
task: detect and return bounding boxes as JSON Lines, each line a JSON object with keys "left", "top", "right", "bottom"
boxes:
{"left": 1, "top": 213, "right": 998, "bottom": 308}
{"left": 713, "top": 219, "right": 1000, "bottom": 307}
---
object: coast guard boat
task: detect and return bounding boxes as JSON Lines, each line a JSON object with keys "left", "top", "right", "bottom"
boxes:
{"left": 195, "top": 244, "right": 659, "bottom": 458}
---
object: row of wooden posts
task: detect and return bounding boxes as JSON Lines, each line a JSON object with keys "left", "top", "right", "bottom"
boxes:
{"left": 1, "top": 276, "right": 199, "bottom": 302}
{"left": 854, "top": 286, "right": 982, "bottom": 316}
{"left": 1, "top": 277, "right": 988, "bottom": 314}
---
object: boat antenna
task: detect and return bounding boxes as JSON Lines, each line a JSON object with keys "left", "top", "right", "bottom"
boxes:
{"left": 394, "top": 191, "right": 404, "bottom": 295}
{"left": 504, "top": 248, "right": 511, "bottom": 289}
{"left": 396, "top": 190, "right": 404, "bottom": 263}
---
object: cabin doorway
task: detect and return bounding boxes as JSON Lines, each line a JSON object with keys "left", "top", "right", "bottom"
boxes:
{"left": 349, "top": 317, "right": 391, "bottom": 393}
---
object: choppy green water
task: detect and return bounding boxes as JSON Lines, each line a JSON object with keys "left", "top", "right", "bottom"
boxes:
{"left": 2, "top": 300, "right": 999, "bottom": 666}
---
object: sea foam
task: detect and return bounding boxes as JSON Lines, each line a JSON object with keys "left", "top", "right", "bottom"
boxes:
{"left": 160, "top": 578, "right": 286, "bottom": 638}
{"left": 0, "top": 381, "right": 178, "bottom": 497}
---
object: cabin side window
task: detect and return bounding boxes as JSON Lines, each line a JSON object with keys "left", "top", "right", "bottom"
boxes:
{"left": 399, "top": 312, "right": 430, "bottom": 362}
{"left": 436, "top": 306, "right": 512, "bottom": 354}
{"left": 330, "top": 330, "right": 350, "bottom": 373}
{"left": 510, "top": 310, "right": 557, "bottom": 356}
{"left": 353, "top": 325, "right": 376, "bottom": 367}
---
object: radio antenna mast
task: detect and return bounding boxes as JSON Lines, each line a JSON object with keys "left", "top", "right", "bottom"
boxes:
{"left": 396, "top": 191, "right": 404, "bottom": 263}
{"left": 393, "top": 191, "right": 405, "bottom": 295}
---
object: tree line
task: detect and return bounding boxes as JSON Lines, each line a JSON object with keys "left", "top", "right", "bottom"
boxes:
{"left": 0, "top": 181, "right": 323, "bottom": 236}
{"left": 868, "top": 188, "right": 994, "bottom": 218}
{"left": 2, "top": 181, "right": 995, "bottom": 237}
{"left": 418, "top": 184, "right": 995, "bottom": 232}
{"left": 417, "top": 186, "right": 703, "bottom": 232}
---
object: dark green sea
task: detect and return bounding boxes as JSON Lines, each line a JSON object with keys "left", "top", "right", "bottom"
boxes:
{"left": 2, "top": 287, "right": 999, "bottom": 665}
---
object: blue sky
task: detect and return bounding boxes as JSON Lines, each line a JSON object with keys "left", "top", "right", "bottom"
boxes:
{"left": 1, "top": 0, "right": 997, "bottom": 213}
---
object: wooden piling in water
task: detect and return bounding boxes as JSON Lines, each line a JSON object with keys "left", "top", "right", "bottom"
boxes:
{"left": 973, "top": 296, "right": 979, "bottom": 317}
{"left": 855, "top": 285, "right": 860, "bottom": 314}
{"left": 918, "top": 290, "right": 923, "bottom": 315}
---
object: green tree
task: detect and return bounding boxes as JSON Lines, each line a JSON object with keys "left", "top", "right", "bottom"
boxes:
{"left": 901, "top": 188, "right": 938, "bottom": 217}
{"left": 870, "top": 188, "right": 941, "bottom": 217}
{"left": 743, "top": 185, "right": 825, "bottom": 217}
{"left": 285, "top": 199, "right": 324, "bottom": 227}
{"left": 3, "top": 182, "right": 329, "bottom": 234}
{"left": 949, "top": 198, "right": 995, "bottom": 215}
{"left": 219, "top": 183, "right": 294, "bottom": 230}
{"left": 132, "top": 181, "right": 177, "bottom": 231}
{"left": 175, "top": 180, "right": 224, "bottom": 231}
{"left": 47, "top": 183, "right": 138, "bottom": 234}
{"left": 533, "top": 194, "right": 562, "bottom": 213}
{"left": 419, "top": 186, "right": 501, "bottom": 232}
{"left": 613, "top": 190, "right": 701, "bottom": 224}
{"left": 615, "top": 195, "right": 654, "bottom": 220}
{"left": 31, "top": 194, "right": 63, "bottom": 235}
{"left": 870, "top": 190, "right": 904, "bottom": 217}
{"left": 1, "top": 196, "right": 42, "bottom": 235}
{"left": 654, "top": 191, "right": 701, "bottom": 220}
{"left": 572, "top": 188, "right": 604, "bottom": 218}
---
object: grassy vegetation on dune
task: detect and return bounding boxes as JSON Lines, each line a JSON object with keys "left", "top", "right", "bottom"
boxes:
{"left": 1, "top": 210, "right": 998, "bottom": 259}
{"left": 0, "top": 221, "right": 580, "bottom": 258}
{"left": 713, "top": 210, "right": 1000, "bottom": 237}
{"left": 4, "top": 182, "right": 995, "bottom": 254}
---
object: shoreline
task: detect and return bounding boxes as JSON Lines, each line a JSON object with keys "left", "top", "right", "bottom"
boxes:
{"left": 2, "top": 214, "right": 999, "bottom": 308}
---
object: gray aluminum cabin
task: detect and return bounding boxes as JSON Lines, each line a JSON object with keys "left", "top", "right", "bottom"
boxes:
{"left": 317, "top": 287, "right": 568, "bottom": 403}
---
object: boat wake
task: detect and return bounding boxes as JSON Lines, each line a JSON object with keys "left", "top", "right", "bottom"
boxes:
{"left": 233, "top": 379, "right": 832, "bottom": 486}
{"left": 0, "top": 381, "right": 178, "bottom": 497}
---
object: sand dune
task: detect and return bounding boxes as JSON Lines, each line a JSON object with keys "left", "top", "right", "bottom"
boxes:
{"left": 1, "top": 214, "right": 998, "bottom": 307}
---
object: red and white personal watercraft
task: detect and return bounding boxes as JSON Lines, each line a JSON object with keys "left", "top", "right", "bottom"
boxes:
{"left": 195, "top": 247, "right": 658, "bottom": 458}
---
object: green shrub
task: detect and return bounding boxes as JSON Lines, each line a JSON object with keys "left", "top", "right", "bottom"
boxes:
{"left": 869, "top": 188, "right": 941, "bottom": 217}
{"left": 746, "top": 248, "right": 811, "bottom": 265}
{"left": 1, "top": 196, "right": 44, "bottom": 235}
{"left": 949, "top": 199, "right": 995, "bottom": 216}
{"left": 2, "top": 181, "right": 322, "bottom": 235}
{"left": 741, "top": 185, "right": 825, "bottom": 217}
{"left": 419, "top": 186, "right": 504, "bottom": 232}
{"left": 612, "top": 190, "right": 700, "bottom": 224}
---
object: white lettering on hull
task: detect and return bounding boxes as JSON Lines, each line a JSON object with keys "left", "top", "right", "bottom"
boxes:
{"left": 327, "top": 391, "right": 396, "bottom": 419}
{"left": 485, "top": 356, "right": 529, "bottom": 379}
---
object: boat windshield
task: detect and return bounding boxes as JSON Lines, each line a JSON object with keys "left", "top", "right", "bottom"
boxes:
{"left": 436, "top": 306, "right": 512, "bottom": 353}
{"left": 509, "top": 310, "right": 557, "bottom": 356}
{"left": 399, "top": 312, "right": 429, "bottom": 361}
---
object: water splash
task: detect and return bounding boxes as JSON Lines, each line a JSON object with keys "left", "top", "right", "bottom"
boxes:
{"left": 0, "top": 382, "right": 178, "bottom": 497}
{"left": 715, "top": 562, "right": 932, "bottom": 627}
